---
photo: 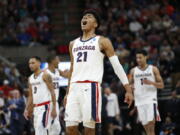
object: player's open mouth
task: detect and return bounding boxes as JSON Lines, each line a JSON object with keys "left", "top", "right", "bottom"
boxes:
{"left": 82, "top": 21, "right": 87, "bottom": 25}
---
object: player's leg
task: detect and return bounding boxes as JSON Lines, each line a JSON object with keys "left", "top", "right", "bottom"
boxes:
{"left": 142, "top": 103, "right": 159, "bottom": 135}
{"left": 66, "top": 122, "right": 80, "bottom": 135}
{"left": 143, "top": 121, "right": 155, "bottom": 135}
{"left": 84, "top": 121, "right": 96, "bottom": 135}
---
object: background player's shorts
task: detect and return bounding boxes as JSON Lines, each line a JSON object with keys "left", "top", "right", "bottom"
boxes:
{"left": 137, "top": 103, "right": 161, "bottom": 125}
{"left": 65, "top": 82, "right": 102, "bottom": 126}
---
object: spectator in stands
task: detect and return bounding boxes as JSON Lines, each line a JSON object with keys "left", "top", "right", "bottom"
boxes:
{"left": 160, "top": 116, "right": 176, "bottom": 135}
{"left": 165, "top": 91, "right": 180, "bottom": 123}
{"left": 7, "top": 89, "right": 25, "bottom": 135}
{"left": 0, "top": 80, "right": 13, "bottom": 98}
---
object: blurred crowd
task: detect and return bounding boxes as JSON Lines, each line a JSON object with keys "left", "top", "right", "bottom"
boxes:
{"left": 0, "top": 0, "right": 53, "bottom": 46}
{"left": 0, "top": 0, "right": 180, "bottom": 135}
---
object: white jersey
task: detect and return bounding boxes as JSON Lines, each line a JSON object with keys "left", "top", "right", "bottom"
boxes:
{"left": 29, "top": 72, "right": 51, "bottom": 104}
{"left": 133, "top": 65, "right": 157, "bottom": 106}
{"left": 71, "top": 36, "right": 104, "bottom": 83}
{"left": 46, "top": 69, "right": 61, "bottom": 101}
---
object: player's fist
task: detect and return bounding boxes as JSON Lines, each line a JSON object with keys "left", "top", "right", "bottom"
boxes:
{"left": 124, "top": 92, "right": 134, "bottom": 108}
{"left": 143, "top": 79, "right": 153, "bottom": 85}
{"left": 51, "top": 107, "right": 57, "bottom": 119}
{"left": 24, "top": 109, "right": 29, "bottom": 120}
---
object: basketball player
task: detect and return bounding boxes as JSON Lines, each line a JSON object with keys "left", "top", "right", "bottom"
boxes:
{"left": 64, "top": 9, "right": 133, "bottom": 135}
{"left": 129, "top": 50, "right": 164, "bottom": 135}
{"left": 45, "top": 55, "right": 69, "bottom": 135}
{"left": 24, "top": 56, "right": 57, "bottom": 135}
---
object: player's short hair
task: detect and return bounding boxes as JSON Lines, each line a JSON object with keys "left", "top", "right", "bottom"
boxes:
{"left": 30, "top": 56, "right": 41, "bottom": 62}
{"left": 46, "top": 55, "right": 57, "bottom": 63}
{"left": 136, "top": 49, "right": 148, "bottom": 56}
{"left": 83, "top": 9, "right": 100, "bottom": 28}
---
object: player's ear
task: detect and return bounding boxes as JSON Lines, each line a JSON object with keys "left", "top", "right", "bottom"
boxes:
{"left": 94, "top": 22, "right": 98, "bottom": 28}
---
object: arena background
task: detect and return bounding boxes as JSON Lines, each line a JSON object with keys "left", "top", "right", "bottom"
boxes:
{"left": 0, "top": 0, "right": 180, "bottom": 135}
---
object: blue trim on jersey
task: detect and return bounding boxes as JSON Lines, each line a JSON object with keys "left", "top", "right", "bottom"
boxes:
{"left": 80, "top": 36, "right": 96, "bottom": 42}
{"left": 91, "top": 82, "right": 96, "bottom": 121}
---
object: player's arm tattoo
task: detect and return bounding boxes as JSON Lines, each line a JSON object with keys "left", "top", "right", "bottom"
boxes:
{"left": 153, "top": 66, "right": 164, "bottom": 89}
{"left": 43, "top": 73, "right": 56, "bottom": 108}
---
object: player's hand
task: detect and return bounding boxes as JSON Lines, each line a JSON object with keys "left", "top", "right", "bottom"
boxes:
{"left": 63, "top": 95, "right": 67, "bottom": 107}
{"left": 51, "top": 107, "right": 57, "bottom": 119}
{"left": 124, "top": 92, "right": 133, "bottom": 108}
{"left": 143, "top": 79, "right": 153, "bottom": 85}
{"left": 23, "top": 109, "right": 29, "bottom": 120}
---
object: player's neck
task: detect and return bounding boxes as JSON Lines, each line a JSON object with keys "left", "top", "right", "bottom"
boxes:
{"left": 82, "top": 30, "right": 96, "bottom": 40}
{"left": 48, "top": 65, "right": 55, "bottom": 73}
{"left": 139, "top": 63, "right": 148, "bottom": 69}
{"left": 34, "top": 69, "right": 41, "bottom": 76}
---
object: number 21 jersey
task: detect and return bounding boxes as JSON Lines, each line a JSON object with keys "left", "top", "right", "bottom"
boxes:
{"left": 71, "top": 36, "right": 104, "bottom": 83}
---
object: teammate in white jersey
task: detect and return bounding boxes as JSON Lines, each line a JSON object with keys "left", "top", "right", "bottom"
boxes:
{"left": 129, "top": 50, "right": 164, "bottom": 135}
{"left": 24, "top": 56, "right": 57, "bottom": 135}
{"left": 64, "top": 9, "right": 133, "bottom": 135}
{"left": 46, "top": 55, "right": 69, "bottom": 135}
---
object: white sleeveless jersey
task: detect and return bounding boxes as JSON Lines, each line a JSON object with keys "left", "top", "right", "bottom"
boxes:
{"left": 71, "top": 36, "right": 104, "bottom": 83}
{"left": 133, "top": 65, "right": 157, "bottom": 106}
{"left": 46, "top": 69, "right": 60, "bottom": 101}
{"left": 29, "top": 72, "right": 51, "bottom": 104}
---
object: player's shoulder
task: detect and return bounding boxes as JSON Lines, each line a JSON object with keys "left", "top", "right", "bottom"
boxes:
{"left": 130, "top": 67, "right": 136, "bottom": 74}
{"left": 69, "top": 37, "right": 80, "bottom": 45}
{"left": 99, "top": 36, "right": 111, "bottom": 43}
{"left": 151, "top": 65, "right": 159, "bottom": 72}
{"left": 29, "top": 73, "right": 34, "bottom": 80}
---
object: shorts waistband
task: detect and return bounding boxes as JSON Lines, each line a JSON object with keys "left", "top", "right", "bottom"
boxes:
{"left": 34, "top": 101, "right": 50, "bottom": 107}
{"left": 75, "top": 80, "right": 99, "bottom": 83}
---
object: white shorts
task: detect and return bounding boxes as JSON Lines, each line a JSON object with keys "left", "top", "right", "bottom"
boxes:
{"left": 137, "top": 103, "right": 161, "bottom": 125}
{"left": 33, "top": 102, "right": 52, "bottom": 135}
{"left": 65, "top": 82, "right": 102, "bottom": 127}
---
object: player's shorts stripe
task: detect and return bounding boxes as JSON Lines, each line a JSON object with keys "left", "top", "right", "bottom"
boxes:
{"left": 91, "top": 82, "right": 96, "bottom": 121}
{"left": 153, "top": 103, "right": 161, "bottom": 122}
{"left": 153, "top": 103, "right": 157, "bottom": 121}
{"left": 42, "top": 104, "right": 50, "bottom": 128}
{"left": 95, "top": 83, "right": 100, "bottom": 122}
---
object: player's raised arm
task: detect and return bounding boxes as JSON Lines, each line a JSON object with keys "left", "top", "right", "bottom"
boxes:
{"left": 99, "top": 36, "right": 133, "bottom": 107}
{"left": 24, "top": 79, "right": 33, "bottom": 120}
{"left": 43, "top": 73, "right": 57, "bottom": 119}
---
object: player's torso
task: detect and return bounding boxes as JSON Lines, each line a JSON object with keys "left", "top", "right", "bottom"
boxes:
{"left": 29, "top": 72, "right": 51, "bottom": 104}
{"left": 133, "top": 65, "right": 157, "bottom": 105}
{"left": 71, "top": 36, "right": 104, "bottom": 83}
{"left": 46, "top": 69, "right": 60, "bottom": 101}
